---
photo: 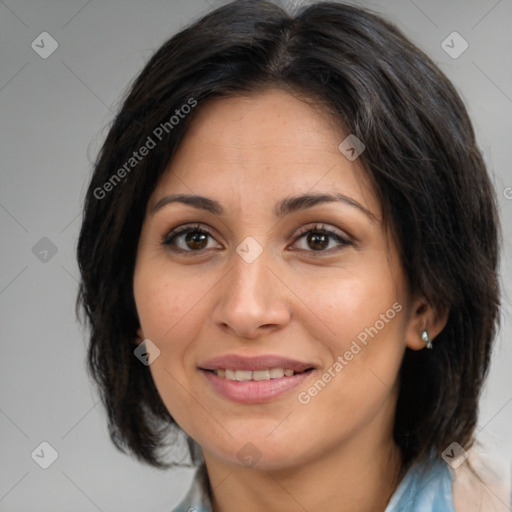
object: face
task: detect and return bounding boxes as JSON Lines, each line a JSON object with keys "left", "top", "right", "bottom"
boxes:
{"left": 133, "top": 88, "right": 419, "bottom": 471}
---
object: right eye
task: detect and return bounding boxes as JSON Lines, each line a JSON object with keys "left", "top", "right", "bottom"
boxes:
{"left": 162, "top": 224, "right": 223, "bottom": 253}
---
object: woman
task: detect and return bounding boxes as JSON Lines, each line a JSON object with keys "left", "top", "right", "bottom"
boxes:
{"left": 77, "top": 1, "right": 511, "bottom": 510}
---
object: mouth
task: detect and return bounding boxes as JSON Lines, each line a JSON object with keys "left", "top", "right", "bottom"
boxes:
{"left": 198, "top": 355, "right": 316, "bottom": 403}
{"left": 206, "top": 367, "right": 312, "bottom": 381}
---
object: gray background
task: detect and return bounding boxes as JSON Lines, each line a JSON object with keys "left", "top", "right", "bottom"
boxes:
{"left": 1, "top": 0, "right": 511, "bottom": 510}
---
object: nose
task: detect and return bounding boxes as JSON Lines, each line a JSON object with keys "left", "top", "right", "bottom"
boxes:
{"left": 211, "top": 247, "right": 291, "bottom": 339}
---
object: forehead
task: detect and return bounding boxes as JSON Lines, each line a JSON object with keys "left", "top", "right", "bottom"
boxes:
{"left": 151, "top": 88, "right": 378, "bottom": 216}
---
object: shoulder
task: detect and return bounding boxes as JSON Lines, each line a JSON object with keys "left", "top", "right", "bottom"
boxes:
{"left": 386, "top": 442, "right": 512, "bottom": 512}
{"left": 385, "top": 455, "right": 455, "bottom": 512}
{"left": 451, "top": 442, "right": 511, "bottom": 512}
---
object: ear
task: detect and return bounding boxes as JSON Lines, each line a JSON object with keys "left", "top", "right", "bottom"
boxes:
{"left": 405, "top": 295, "right": 449, "bottom": 351}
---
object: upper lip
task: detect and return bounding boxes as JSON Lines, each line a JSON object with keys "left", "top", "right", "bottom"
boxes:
{"left": 199, "top": 354, "right": 315, "bottom": 372}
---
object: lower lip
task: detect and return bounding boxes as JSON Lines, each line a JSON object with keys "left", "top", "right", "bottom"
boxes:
{"left": 201, "top": 369, "right": 314, "bottom": 404}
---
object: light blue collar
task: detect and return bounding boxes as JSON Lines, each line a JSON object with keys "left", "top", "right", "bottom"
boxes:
{"left": 173, "top": 455, "right": 455, "bottom": 512}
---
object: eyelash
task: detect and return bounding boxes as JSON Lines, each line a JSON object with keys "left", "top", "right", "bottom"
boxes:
{"left": 161, "top": 223, "right": 352, "bottom": 255}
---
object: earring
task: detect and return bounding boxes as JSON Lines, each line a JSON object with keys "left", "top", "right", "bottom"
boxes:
{"left": 421, "top": 330, "right": 433, "bottom": 349}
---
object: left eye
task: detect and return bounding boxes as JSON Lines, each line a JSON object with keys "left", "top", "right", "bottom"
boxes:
{"left": 291, "top": 225, "right": 351, "bottom": 252}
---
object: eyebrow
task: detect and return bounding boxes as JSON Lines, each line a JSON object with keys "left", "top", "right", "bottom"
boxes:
{"left": 150, "top": 192, "right": 377, "bottom": 221}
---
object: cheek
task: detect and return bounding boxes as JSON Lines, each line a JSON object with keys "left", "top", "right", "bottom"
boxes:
{"left": 133, "top": 267, "right": 211, "bottom": 433}
{"left": 292, "top": 269, "right": 406, "bottom": 412}
{"left": 134, "top": 263, "right": 210, "bottom": 345}
{"left": 293, "top": 266, "right": 404, "bottom": 352}
{"left": 133, "top": 262, "right": 218, "bottom": 399}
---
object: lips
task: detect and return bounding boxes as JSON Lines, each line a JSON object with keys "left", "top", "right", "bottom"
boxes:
{"left": 198, "top": 354, "right": 316, "bottom": 404}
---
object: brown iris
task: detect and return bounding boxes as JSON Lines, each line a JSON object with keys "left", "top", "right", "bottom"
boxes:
{"left": 307, "top": 232, "right": 329, "bottom": 250}
{"left": 185, "top": 231, "right": 208, "bottom": 250}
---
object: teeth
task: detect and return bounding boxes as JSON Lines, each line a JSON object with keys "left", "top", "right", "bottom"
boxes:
{"left": 252, "top": 370, "right": 270, "bottom": 381}
{"left": 235, "top": 370, "right": 252, "bottom": 381}
{"left": 213, "top": 367, "right": 300, "bottom": 380}
{"left": 269, "top": 368, "right": 284, "bottom": 378}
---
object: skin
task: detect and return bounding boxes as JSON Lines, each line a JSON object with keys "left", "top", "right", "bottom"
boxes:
{"left": 133, "top": 88, "right": 448, "bottom": 512}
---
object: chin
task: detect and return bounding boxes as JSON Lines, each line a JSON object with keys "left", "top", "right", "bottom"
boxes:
{"left": 201, "top": 429, "right": 315, "bottom": 472}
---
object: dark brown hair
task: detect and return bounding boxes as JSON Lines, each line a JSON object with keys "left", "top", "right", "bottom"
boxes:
{"left": 77, "top": 0, "right": 501, "bottom": 470}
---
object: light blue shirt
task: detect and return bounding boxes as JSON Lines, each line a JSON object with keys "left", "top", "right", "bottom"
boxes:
{"left": 172, "top": 455, "right": 464, "bottom": 512}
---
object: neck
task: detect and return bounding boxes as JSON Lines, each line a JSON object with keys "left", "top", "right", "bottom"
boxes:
{"left": 203, "top": 425, "right": 403, "bottom": 512}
